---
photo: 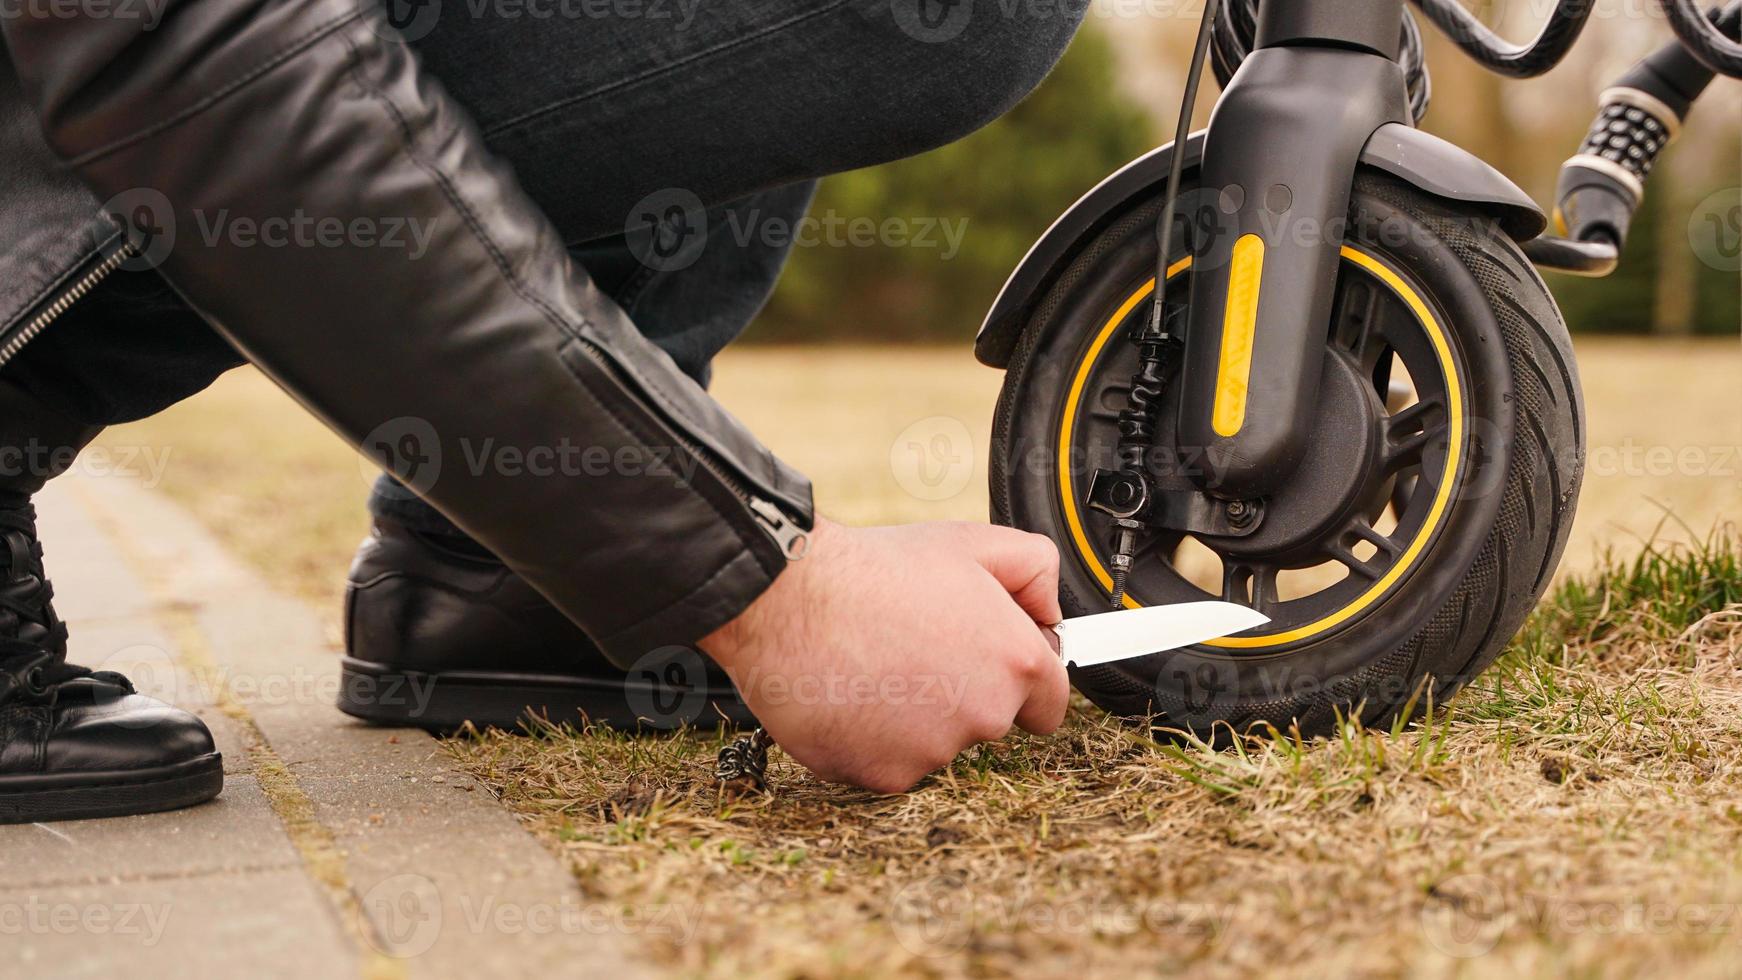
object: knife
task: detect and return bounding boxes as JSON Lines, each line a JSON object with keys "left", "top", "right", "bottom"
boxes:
{"left": 1051, "top": 602, "right": 1270, "bottom": 668}
{"left": 713, "top": 599, "right": 1272, "bottom": 790}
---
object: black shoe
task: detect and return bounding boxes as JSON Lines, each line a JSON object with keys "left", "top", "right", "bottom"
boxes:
{"left": 339, "top": 518, "right": 755, "bottom": 732}
{"left": 0, "top": 498, "right": 223, "bottom": 824}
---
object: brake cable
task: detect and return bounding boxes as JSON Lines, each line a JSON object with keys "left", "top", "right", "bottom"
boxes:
{"left": 1096, "top": 0, "right": 1222, "bottom": 613}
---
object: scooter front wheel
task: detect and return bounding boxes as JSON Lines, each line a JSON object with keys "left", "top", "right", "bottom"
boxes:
{"left": 992, "top": 172, "right": 1585, "bottom": 738}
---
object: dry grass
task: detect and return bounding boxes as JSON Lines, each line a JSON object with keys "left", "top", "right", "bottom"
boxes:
{"left": 92, "top": 339, "right": 1742, "bottom": 978}
{"left": 434, "top": 532, "right": 1742, "bottom": 979}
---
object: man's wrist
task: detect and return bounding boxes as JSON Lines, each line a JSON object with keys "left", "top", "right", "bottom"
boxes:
{"left": 701, "top": 515, "right": 838, "bottom": 673}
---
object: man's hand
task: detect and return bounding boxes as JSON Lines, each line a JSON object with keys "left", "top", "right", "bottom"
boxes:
{"left": 701, "top": 518, "right": 1070, "bottom": 793}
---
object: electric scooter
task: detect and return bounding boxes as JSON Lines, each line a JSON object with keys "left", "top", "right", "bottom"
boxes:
{"left": 983, "top": 0, "right": 1742, "bottom": 737}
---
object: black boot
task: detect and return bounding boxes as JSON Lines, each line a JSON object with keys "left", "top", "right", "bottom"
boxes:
{"left": 339, "top": 516, "right": 756, "bottom": 732}
{"left": 0, "top": 380, "right": 222, "bottom": 824}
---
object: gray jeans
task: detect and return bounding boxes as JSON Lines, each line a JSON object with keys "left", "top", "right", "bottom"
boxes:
{"left": 8, "top": 0, "right": 1086, "bottom": 533}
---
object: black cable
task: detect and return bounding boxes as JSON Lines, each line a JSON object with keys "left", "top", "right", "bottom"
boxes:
{"left": 1152, "top": 0, "right": 1220, "bottom": 335}
{"left": 1409, "top": 0, "right": 1598, "bottom": 78}
{"left": 1658, "top": 0, "right": 1742, "bottom": 77}
{"left": 1108, "top": 0, "right": 1224, "bottom": 613}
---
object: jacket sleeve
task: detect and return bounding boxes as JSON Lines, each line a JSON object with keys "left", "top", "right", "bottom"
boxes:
{"left": 0, "top": 0, "right": 815, "bottom": 667}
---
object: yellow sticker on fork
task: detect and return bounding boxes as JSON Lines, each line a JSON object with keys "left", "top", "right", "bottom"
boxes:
{"left": 1212, "top": 234, "right": 1265, "bottom": 437}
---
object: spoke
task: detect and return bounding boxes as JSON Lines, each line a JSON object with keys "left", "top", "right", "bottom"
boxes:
{"left": 1372, "top": 347, "right": 1397, "bottom": 404}
{"left": 1323, "top": 540, "right": 1383, "bottom": 581}
{"left": 1389, "top": 471, "right": 1419, "bottom": 519}
{"left": 1247, "top": 565, "right": 1278, "bottom": 614}
{"left": 1220, "top": 561, "right": 1253, "bottom": 605}
{"left": 1382, "top": 399, "right": 1448, "bottom": 471}
{"left": 1344, "top": 515, "right": 1403, "bottom": 558}
{"left": 1333, "top": 278, "right": 1385, "bottom": 361}
{"left": 1218, "top": 560, "right": 1272, "bottom": 610}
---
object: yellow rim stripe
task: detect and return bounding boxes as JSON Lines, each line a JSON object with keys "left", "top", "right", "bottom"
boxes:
{"left": 1212, "top": 235, "right": 1265, "bottom": 437}
{"left": 1058, "top": 245, "right": 1464, "bottom": 648}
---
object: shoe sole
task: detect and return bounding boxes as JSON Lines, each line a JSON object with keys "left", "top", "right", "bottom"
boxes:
{"left": 0, "top": 753, "right": 224, "bottom": 825}
{"left": 336, "top": 657, "right": 757, "bottom": 733}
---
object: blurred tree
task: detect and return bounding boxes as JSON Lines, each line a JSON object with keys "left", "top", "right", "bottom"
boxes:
{"left": 749, "top": 27, "right": 1155, "bottom": 344}
{"left": 749, "top": 9, "right": 1737, "bottom": 343}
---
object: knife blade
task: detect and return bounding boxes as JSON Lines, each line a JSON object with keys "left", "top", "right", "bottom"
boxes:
{"left": 1052, "top": 602, "right": 1270, "bottom": 668}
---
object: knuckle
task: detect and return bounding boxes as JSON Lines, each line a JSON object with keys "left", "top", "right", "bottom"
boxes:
{"left": 1011, "top": 650, "right": 1050, "bottom": 684}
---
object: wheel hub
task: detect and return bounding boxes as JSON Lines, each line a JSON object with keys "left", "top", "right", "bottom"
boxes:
{"left": 1195, "top": 348, "right": 1385, "bottom": 564}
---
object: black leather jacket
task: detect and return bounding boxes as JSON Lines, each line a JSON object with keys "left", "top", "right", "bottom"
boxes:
{"left": 0, "top": 0, "right": 814, "bottom": 667}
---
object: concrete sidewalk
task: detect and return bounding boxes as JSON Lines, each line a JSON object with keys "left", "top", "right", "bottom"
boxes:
{"left": 0, "top": 473, "right": 647, "bottom": 979}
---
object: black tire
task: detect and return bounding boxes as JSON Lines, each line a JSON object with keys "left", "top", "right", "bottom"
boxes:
{"left": 992, "top": 171, "right": 1585, "bottom": 739}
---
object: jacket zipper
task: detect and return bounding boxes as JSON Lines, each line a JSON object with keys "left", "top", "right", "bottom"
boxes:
{"left": 572, "top": 338, "right": 811, "bottom": 562}
{"left": 0, "top": 240, "right": 139, "bottom": 369}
